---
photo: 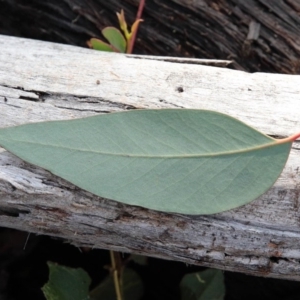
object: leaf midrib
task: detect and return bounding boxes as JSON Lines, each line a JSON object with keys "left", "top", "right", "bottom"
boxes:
{"left": 0, "top": 138, "right": 286, "bottom": 158}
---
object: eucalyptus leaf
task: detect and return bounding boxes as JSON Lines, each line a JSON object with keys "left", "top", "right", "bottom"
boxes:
{"left": 180, "top": 269, "right": 225, "bottom": 300}
{"left": 0, "top": 109, "right": 298, "bottom": 215}
{"left": 42, "top": 262, "right": 91, "bottom": 300}
{"left": 89, "top": 268, "right": 143, "bottom": 300}
{"left": 131, "top": 254, "right": 148, "bottom": 266}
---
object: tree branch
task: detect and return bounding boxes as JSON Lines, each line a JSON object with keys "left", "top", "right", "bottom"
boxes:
{"left": 1, "top": 35, "right": 300, "bottom": 280}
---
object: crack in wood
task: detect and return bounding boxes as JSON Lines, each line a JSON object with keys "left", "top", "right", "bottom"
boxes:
{"left": 0, "top": 207, "right": 30, "bottom": 217}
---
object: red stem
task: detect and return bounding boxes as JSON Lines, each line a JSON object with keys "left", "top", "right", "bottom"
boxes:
{"left": 136, "top": 0, "right": 145, "bottom": 20}
{"left": 127, "top": 0, "right": 145, "bottom": 54}
{"left": 288, "top": 131, "right": 300, "bottom": 141}
{"left": 277, "top": 131, "right": 300, "bottom": 144}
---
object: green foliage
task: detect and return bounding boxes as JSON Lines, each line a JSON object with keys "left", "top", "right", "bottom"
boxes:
{"left": 90, "top": 268, "right": 143, "bottom": 300}
{"left": 87, "top": 9, "right": 142, "bottom": 53}
{"left": 89, "top": 37, "right": 119, "bottom": 53}
{"left": 41, "top": 258, "right": 224, "bottom": 300}
{"left": 0, "top": 109, "right": 296, "bottom": 215}
{"left": 42, "top": 262, "right": 91, "bottom": 300}
{"left": 180, "top": 269, "right": 225, "bottom": 300}
{"left": 130, "top": 254, "right": 148, "bottom": 266}
{"left": 101, "top": 27, "right": 127, "bottom": 53}
{"left": 42, "top": 261, "right": 143, "bottom": 300}
{"left": 89, "top": 27, "right": 126, "bottom": 53}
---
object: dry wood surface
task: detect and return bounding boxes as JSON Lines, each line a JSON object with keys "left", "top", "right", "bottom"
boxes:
{"left": 1, "top": 35, "right": 300, "bottom": 280}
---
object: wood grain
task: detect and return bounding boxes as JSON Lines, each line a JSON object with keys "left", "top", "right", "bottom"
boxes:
{"left": 1, "top": 35, "right": 300, "bottom": 280}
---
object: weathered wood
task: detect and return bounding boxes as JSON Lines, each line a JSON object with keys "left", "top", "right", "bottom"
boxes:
{"left": 1, "top": 35, "right": 300, "bottom": 280}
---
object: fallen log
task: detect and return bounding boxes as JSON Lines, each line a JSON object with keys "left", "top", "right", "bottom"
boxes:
{"left": 1, "top": 35, "right": 300, "bottom": 280}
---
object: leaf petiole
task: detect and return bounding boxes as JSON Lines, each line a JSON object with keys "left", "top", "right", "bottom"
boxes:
{"left": 277, "top": 131, "right": 300, "bottom": 144}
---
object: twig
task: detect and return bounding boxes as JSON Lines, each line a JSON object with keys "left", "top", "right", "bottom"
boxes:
{"left": 110, "top": 250, "right": 123, "bottom": 300}
{"left": 127, "top": 0, "right": 145, "bottom": 54}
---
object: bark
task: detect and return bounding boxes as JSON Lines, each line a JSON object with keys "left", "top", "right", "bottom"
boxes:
{"left": 1, "top": 35, "right": 300, "bottom": 280}
{"left": 0, "top": 0, "right": 300, "bottom": 73}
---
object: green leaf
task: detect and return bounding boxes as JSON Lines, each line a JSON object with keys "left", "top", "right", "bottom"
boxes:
{"left": 0, "top": 109, "right": 297, "bottom": 215}
{"left": 131, "top": 254, "right": 148, "bottom": 266}
{"left": 89, "top": 38, "right": 116, "bottom": 52}
{"left": 180, "top": 269, "right": 225, "bottom": 300}
{"left": 90, "top": 268, "right": 143, "bottom": 300}
{"left": 42, "top": 262, "right": 91, "bottom": 300}
{"left": 102, "top": 27, "right": 126, "bottom": 53}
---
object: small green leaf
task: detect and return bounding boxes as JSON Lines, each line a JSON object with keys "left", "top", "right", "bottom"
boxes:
{"left": 116, "top": 9, "right": 143, "bottom": 42}
{"left": 116, "top": 9, "right": 130, "bottom": 40}
{"left": 180, "top": 269, "right": 225, "bottom": 300}
{"left": 42, "top": 262, "right": 91, "bottom": 300}
{"left": 102, "top": 27, "right": 126, "bottom": 53}
{"left": 90, "top": 268, "right": 143, "bottom": 300}
{"left": 129, "top": 19, "right": 143, "bottom": 40}
{"left": 89, "top": 38, "right": 116, "bottom": 52}
{"left": 0, "top": 109, "right": 297, "bottom": 215}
